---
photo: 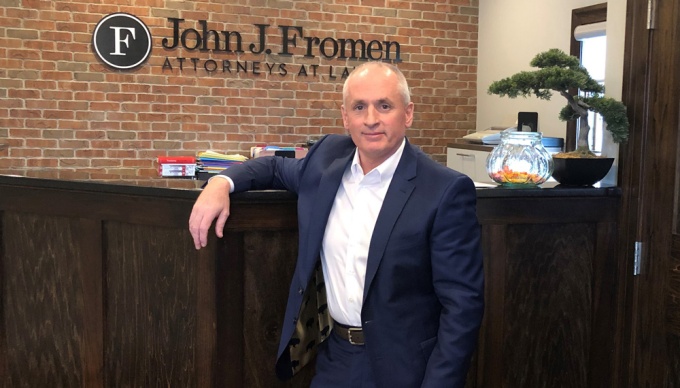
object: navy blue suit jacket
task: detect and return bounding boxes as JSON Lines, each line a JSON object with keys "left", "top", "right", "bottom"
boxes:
{"left": 222, "top": 134, "right": 484, "bottom": 387}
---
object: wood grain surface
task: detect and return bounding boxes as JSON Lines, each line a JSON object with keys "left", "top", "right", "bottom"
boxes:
{"left": 0, "top": 176, "right": 623, "bottom": 387}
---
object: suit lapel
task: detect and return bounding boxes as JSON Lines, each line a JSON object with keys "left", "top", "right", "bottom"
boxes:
{"left": 362, "top": 142, "right": 417, "bottom": 302}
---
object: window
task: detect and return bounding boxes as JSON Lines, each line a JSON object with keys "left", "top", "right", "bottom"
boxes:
{"left": 576, "top": 23, "right": 607, "bottom": 153}
{"left": 569, "top": 4, "right": 607, "bottom": 152}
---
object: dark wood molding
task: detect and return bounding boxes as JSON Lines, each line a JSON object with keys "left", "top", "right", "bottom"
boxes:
{"left": 617, "top": 0, "right": 680, "bottom": 384}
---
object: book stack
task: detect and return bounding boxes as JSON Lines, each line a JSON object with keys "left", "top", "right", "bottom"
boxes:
{"left": 157, "top": 156, "right": 197, "bottom": 177}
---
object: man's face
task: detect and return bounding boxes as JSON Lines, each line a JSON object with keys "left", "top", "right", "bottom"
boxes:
{"left": 341, "top": 66, "right": 414, "bottom": 172}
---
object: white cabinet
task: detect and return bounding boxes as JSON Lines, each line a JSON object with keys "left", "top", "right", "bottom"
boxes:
{"left": 447, "top": 144, "right": 494, "bottom": 184}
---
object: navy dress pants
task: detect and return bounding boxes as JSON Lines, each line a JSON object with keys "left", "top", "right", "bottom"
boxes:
{"left": 310, "top": 329, "right": 378, "bottom": 388}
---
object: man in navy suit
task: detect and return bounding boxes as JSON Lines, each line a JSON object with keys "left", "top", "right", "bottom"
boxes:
{"left": 189, "top": 62, "right": 484, "bottom": 387}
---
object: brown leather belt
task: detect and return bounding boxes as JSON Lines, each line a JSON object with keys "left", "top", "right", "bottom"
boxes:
{"left": 333, "top": 320, "right": 365, "bottom": 345}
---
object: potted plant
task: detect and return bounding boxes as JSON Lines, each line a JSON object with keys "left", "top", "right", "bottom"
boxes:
{"left": 487, "top": 48, "right": 629, "bottom": 185}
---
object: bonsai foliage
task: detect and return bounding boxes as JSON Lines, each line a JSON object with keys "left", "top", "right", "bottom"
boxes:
{"left": 488, "top": 48, "right": 629, "bottom": 156}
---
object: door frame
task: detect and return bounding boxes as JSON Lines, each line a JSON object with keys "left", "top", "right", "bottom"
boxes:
{"left": 618, "top": 0, "right": 680, "bottom": 386}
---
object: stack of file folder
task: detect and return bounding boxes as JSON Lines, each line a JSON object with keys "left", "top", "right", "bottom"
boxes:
{"left": 197, "top": 150, "right": 248, "bottom": 175}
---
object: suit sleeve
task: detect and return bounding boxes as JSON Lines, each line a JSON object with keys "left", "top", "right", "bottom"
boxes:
{"left": 421, "top": 174, "right": 484, "bottom": 388}
{"left": 219, "top": 155, "right": 303, "bottom": 193}
{"left": 216, "top": 135, "right": 333, "bottom": 193}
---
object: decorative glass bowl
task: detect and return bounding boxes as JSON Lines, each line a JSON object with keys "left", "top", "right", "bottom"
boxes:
{"left": 486, "top": 131, "right": 554, "bottom": 187}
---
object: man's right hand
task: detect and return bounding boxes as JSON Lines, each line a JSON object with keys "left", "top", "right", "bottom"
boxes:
{"left": 188, "top": 177, "right": 232, "bottom": 249}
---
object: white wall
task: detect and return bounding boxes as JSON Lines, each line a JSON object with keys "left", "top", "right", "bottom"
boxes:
{"left": 477, "top": 0, "right": 626, "bottom": 142}
{"left": 600, "top": 0, "right": 626, "bottom": 183}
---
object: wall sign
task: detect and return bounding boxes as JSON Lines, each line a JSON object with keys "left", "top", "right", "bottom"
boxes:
{"left": 159, "top": 19, "right": 402, "bottom": 79}
{"left": 91, "top": 13, "right": 402, "bottom": 79}
{"left": 92, "top": 13, "right": 152, "bottom": 70}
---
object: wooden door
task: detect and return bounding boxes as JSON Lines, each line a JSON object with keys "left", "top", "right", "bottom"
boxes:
{"left": 619, "top": 0, "right": 680, "bottom": 386}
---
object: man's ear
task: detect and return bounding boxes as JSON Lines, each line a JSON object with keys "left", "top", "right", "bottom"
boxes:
{"left": 405, "top": 102, "right": 414, "bottom": 128}
{"left": 341, "top": 105, "right": 349, "bottom": 130}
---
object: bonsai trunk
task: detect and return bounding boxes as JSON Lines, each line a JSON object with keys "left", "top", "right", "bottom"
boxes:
{"left": 575, "top": 113, "right": 593, "bottom": 154}
{"left": 560, "top": 90, "right": 596, "bottom": 157}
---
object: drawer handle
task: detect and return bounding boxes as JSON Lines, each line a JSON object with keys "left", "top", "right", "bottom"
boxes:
{"left": 456, "top": 153, "right": 473, "bottom": 157}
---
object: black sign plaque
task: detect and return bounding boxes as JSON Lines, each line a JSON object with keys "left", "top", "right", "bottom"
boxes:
{"left": 92, "top": 13, "right": 152, "bottom": 70}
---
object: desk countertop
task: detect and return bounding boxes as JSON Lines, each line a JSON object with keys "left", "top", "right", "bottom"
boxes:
{"left": 448, "top": 142, "right": 495, "bottom": 152}
{"left": 0, "top": 173, "right": 621, "bottom": 201}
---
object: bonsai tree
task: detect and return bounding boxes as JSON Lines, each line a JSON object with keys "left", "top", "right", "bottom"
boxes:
{"left": 487, "top": 48, "right": 629, "bottom": 157}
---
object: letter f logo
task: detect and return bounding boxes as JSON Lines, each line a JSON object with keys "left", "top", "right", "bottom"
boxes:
{"left": 92, "top": 13, "right": 152, "bottom": 70}
{"left": 109, "top": 26, "right": 136, "bottom": 56}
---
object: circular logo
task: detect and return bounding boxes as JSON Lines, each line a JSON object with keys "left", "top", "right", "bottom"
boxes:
{"left": 92, "top": 13, "right": 152, "bottom": 70}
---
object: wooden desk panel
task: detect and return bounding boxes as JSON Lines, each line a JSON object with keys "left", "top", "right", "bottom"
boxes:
{"left": 0, "top": 176, "right": 623, "bottom": 388}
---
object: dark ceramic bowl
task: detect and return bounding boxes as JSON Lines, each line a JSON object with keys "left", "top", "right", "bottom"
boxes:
{"left": 551, "top": 157, "right": 614, "bottom": 186}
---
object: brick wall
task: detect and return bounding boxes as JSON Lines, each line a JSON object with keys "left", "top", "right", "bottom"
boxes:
{"left": 0, "top": 0, "right": 478, "bottom": 185}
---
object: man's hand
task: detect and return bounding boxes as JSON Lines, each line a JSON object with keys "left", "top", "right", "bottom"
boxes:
{"left": 189, "top": 178, "right": 232, "bottom": 249}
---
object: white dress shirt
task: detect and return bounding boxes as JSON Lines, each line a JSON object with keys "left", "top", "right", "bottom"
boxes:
{"left": 212, "top": 139, "right": 406, "bottom": 327}
{"left": 321, "top": 139, "right": 405, "bottom": 327}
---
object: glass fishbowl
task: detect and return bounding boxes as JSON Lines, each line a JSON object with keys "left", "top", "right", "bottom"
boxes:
{"left": 486, "top": 131, "right": 554, "bottom": 187}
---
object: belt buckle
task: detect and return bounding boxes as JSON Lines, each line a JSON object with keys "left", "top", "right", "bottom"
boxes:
{"left": 347, "top": 327, "right": 363, "bottom": 345}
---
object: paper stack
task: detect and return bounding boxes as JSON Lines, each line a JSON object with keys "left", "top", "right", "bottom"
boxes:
{"left": 197, "top": 150, "right": 248, "bottom": 175}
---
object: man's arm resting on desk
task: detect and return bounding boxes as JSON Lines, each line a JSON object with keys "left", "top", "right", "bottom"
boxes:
{"left": 208, "top": 174, "right": 235, "bottom": 192}
{"left": 189, "top": 176, "right": 233, "bottom": 249}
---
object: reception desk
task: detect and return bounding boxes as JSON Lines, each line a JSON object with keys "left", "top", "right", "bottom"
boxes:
{"left": 0, "top": 175, "right": 625, "bottom": 387}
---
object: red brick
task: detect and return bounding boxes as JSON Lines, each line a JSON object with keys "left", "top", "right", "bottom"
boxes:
{"left": 0, "top": 1, "right": 479, "bottom": 171}
{"left": 10, "top": 148, "right": 42, "bottom": 157}
{"left": 26, "top": 139, "right": 58, "bottom": 148}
